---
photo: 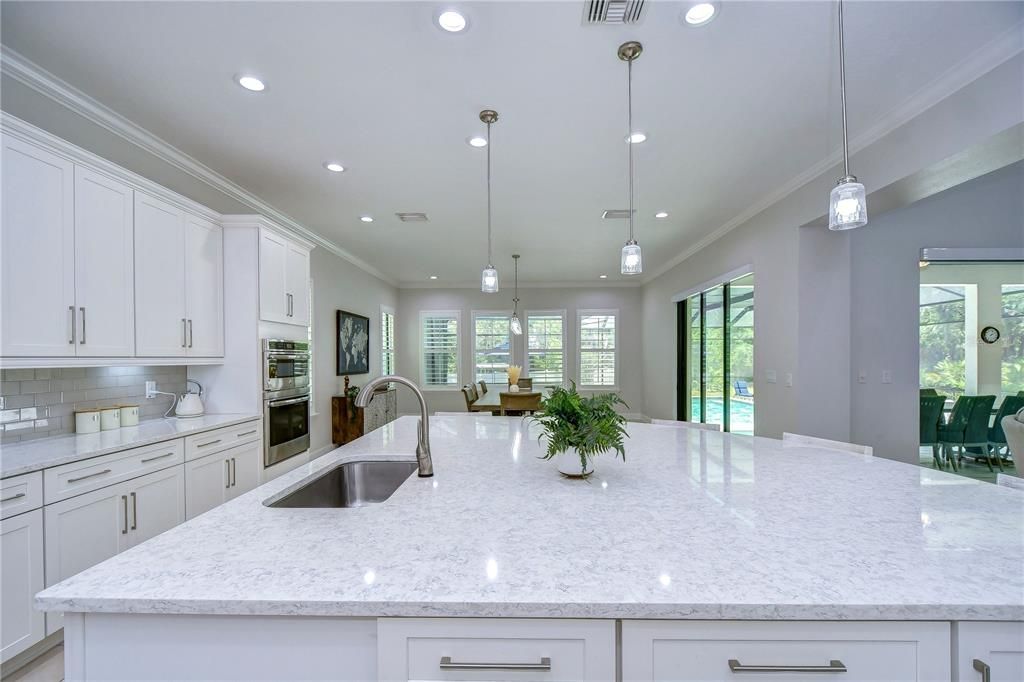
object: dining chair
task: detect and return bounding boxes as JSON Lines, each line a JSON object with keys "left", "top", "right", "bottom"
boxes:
{"left": 985, "top": 396, "right": 1024, "bottom": 466}
{"left": 996, "top": 473, "right": 1024, "bottom": 491}
{"left": 937, "top": 396, "right": 975, "bottom": 471}
{"left": 460, "top": 386, "right": 476, "bottom": 411}
{"left": 959, "top": 395, "right": 997, "bottom": 471}
{"left": 478, "top": 380, "right": 488, "bottom": 395}
{"left": 919, "top": 395, "right": 947, "bottom": 468}
{"left": 650, "top": 419, "right": 721, "bottom": 432}
{"left": 781, "top": 432, "right": 873, "bottom": 456}
{"left": 516, "top": 377, "right": 533, "bottom": 390}
{"left": 499, "top": 391, "right": 541, "bottom": 416}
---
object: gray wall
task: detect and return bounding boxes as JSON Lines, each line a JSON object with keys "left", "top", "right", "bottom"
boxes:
{"left": 849, "top": 162, "right": 1024, "bottom": 462}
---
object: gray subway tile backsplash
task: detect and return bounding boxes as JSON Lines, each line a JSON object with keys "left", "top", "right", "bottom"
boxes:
{"left": 0, "top": 366, "right": 187, "bottom": 443}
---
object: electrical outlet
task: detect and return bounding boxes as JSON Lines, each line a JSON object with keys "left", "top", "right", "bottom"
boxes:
{"left": 785, "top": 373, "right": 793, "bottom": 387}
{"left": 881, "top": 370, "right": 892, "bottom": 384}
{"left": 765, "top": 370, "right": 777, "bottom": 384}
{"left": 857, "top": 370, "right": 867, "bottom": 384}
{"left": 145, "top": 381, "right": 157, "bottom": 398}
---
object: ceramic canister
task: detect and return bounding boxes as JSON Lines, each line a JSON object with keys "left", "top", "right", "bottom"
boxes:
{"left": 119, "top": 404, "right": 139, "bottom": 427}
{"left": 75, "top": 410, "right": 101, "bottom": 434}
{"left": 100, "top": 407, "right": 121, "bottom": 431}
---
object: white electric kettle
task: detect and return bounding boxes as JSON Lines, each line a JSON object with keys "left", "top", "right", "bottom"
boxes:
{"left": 175, "top": 380, "right": 205, "bottom": 418}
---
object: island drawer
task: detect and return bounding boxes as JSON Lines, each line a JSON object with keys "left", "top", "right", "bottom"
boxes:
{"left": 621, "top": 621, "right": 950, "bottom": 681}
{"left": 44, "top": 439, "right": 184, "bottom": 503}
{"left": 1, "top": 471, "right": 42, "bottom": 519}
{"left": 184, "top": 420, "right": 261, "bottom": 461}
{"left": 378, "top": 618, "right": 616, "bottom": 681}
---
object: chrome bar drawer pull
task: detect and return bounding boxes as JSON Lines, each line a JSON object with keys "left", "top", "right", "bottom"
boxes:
{"left": 728, "top": 659, "right": 847, "bottom": 673}
{"left": 130, "top": 492, "right": 137, "bottom": 530}
{"left": 197, "top": 439, "right": 222, "bottom": 448}
{"left": 140, "top": 452, "right": 175, "bottom": 464}
{"left": 225, "top": 460, "right": 231, "bottom": 489}
{"left": 236, "top": 430, "right": 258, "bottom": 438}
{"left": 79, "top": 307, "right": 86, "bottom": 344}
{"left": 0, "top": 492, "right": 26, "bottom": 503}
{"left": 439, "top": 656, "right": 552, "bottom": 672}
{"left": 67, "top": 469, "right": 112, "bottom": 484}
{"left": 121, "top": 495, "right": 129, "bottom": 534}
{"left": 973, "top": 659, "right": 991, "bottom": 682}
{"left": 69, "top": 306, "right": 76, "bottom": 344}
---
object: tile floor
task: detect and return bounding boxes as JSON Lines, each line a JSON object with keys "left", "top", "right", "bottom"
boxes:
{"left": 3, "top": 645, "right": 62, "bottom": 682}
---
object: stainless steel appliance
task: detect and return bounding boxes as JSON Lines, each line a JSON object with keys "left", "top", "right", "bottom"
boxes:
{"left": 263, "top": 339, "right": 311, "bottom": 467}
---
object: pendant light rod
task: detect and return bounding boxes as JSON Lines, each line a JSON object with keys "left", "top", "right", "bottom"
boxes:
{"left": 618, "top": 41, "right": 642, "bottom": 242}
{"left": 481, "top": 109, "right": 498, "bottom": 267}
{"left": 512, "top": 254, "right": 520, "bottom": 310}
{"left": 838, "top": 0, "right": 851, "bottom": 179}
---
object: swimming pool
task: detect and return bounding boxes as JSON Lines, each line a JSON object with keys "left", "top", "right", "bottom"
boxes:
{"left": 689, "top": 397, "right": 754, "bottom": 435}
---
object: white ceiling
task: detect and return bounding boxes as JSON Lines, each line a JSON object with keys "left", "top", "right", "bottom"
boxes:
{"left": 2, "top": 1, "right": 1020, "bottom": 286}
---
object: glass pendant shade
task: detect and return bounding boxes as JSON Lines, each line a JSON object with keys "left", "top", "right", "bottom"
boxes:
{"left": 621, "top": 240, "right": 643, "bottom": 276}
{"left": 828, "top": 179, "right": 868, "bottom": 231}
{"left": 510, "top": 314, "right": 522, "bottom": 336}
{"left": 481, "top": 266, "right": 499, "bottom": 293}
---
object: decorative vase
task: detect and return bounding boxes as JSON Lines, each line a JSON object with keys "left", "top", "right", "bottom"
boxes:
{"left": 508, "top": 384, "right": 520, "bottom": 393}
{"left": 555, "top": 448, "right": 594, "bottom": 478}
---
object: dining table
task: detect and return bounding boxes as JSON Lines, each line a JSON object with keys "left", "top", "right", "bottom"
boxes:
{"left": 469, "top": 390, "right": 542, "bottom": 413}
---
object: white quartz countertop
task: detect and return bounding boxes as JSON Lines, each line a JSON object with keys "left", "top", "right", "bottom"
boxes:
{"left": 1, "top": 414, "right": 260, "bottom": 478}
{"left": 36, "top": 416, "right": 1024, "bottom": 621}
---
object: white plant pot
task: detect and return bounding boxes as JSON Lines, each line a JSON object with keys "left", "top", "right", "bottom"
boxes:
{"left": 508, "top": 384, "right": 520, "bottom": 393}
{"left": 555, "top": 448, "right": 594, "bottom": 478}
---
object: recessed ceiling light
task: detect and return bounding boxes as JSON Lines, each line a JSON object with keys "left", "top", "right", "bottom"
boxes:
{"left": 323, "top": 162, "right": 345, "bottom": 173}
{"left": 467, "top": 136, "right": 487, "bottom": 148}
{"left": 626, "top": 132, "right": 647, "bottom": 144}
{"left": 437, "top": 10, "right": 467, "bottom": 32}
{"left": 236, "top": 75, "right": 265, "bottom": 92}
{"left": 682, "top": 1, "right": 718, "bottom": 26}
{"left": 360, "top": 216, "right": 373, "bottom": 223}
{"left": 655, "top": 211, "right": 668, "bottom": 218}
{"left": 429, "top": 275, "right": 439, "bottom": 280}
{"left": 599, "top": 274, "right": 608, "bottom": 279}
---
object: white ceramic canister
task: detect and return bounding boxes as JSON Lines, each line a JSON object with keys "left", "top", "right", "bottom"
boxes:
{"left": 75, "top": 410, "right": 101, "bottom": 434}
{"left": 100, "top": 407, "right": 121, "bottom": 431}
{"left": 119, "top": 404, "right": 139, "bottom": 427}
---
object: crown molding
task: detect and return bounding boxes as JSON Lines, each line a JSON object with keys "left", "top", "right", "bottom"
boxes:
{"left": 0, "top": 45, "right": 398, "bottom": 288}
{"left": 397, "top": 279, "right": 643, "bottom": 290}
{"left": 641, "top": 20, "right": 1024, "bottom": 284}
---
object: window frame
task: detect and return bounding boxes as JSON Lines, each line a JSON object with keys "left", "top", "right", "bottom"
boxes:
{"left": 525, "top": 309, "right": 567, "bottom": 387}
{"left": 576, "top": 308, "right": 619, "bottom": 390}
{"left": 471, "top": 310, "right": 514, "bottom": 385}
{"left": 419, "top": 309, "right": 462, "bottom": 391}
{"left": 380, "top": 304, "right": 396, "bottom": 377}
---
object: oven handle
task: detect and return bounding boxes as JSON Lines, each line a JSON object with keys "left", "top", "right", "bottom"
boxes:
{"left": 267, "top": 396, "right": 310, "bottom": 408}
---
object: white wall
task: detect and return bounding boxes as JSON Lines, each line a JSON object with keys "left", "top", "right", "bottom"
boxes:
{"left": 395, "top": 286, "right": 644, "bottom": 416}
{"left": 849, "top": 162, "right": 1024, "bottom": 462}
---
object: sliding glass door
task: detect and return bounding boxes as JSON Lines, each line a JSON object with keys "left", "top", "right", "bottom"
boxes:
{"left": 677, "top": 274, "right": 755, "bottom": 434}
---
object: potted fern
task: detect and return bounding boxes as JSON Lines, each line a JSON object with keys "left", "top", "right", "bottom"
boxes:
{"left": 531, "top": 382, "right": 628, "bottom": 477}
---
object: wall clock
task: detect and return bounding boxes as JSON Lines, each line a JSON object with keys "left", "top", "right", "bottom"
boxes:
{"left": 980, "top": 326, "right": 1000, "bottom": 344}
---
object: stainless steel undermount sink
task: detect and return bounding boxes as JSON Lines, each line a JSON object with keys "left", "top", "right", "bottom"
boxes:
{"left": 268, "top": 460, "right": 418, "bottom": 508}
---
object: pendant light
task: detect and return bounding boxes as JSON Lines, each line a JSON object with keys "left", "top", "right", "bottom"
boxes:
{"left": 510, "top": 254, "right": 523, "bottom": 336}
{"left": 480, "top": 109, "right": 500, "bottom": 292}
{"left": 828, "top": 0, "right": 868, "bottom": 231}
{"left": 619, "top": 41, "right": 643, "bottom": 275}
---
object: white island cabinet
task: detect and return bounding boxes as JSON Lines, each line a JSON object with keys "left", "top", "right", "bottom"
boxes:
{"left": 35, "top": 417, "right": 1024, "bottom": 681}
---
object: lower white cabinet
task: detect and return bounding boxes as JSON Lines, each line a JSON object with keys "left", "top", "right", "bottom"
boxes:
{"left": 377, "top": 618, "right": 616, "bottom": 682}
{"left": 184, "top": 440, "right": 262, "bottom": 519}
{"left": 1, "top": 509, "right": 45, "bottom": 663}
{"left": 621, "top": 620, "right": 950, "bottom": 681}
{"left": 956, "top": 622, "right": 1024, "bottom": 681}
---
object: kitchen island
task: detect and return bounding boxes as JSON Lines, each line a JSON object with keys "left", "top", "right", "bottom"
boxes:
{"left": 36, "top": 416, "right": 1024, "bottom": 680}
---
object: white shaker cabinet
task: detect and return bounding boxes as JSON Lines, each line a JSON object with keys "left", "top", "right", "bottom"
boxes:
{"left": 259, "top": 226, "right": 310, "bottom": 326}
{"left": 0, "top": 509, "right": 45, "bottom": 663}
{"left": 1, "top": 133, "right": 76, "bottom": 357}
{"left": 956, "top": 622, "right": 1024, "bottom": 681}
{"left": 184, "top": 440, "right": 262, "bottom": 519}
{"left": 184, "top": 213, "right": 225, "bottom": 357}
{"left": 126, "top": 465, "right": 186, "bottom": 547}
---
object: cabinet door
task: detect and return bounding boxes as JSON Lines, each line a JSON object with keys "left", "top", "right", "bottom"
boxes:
{"left": 286, "top": 243, "right": 311, "bottom": 326}
{"left": 74, "top": 167, "right": 135, "bottom": 357}
{"left": 44, "top": 481, "right": 130, "bottom": 634}
{"left": 226, "top": 441, "right": 263, "bottom": 500}
{"left": 135, "top": 192, "right": 187, "bottom": 356}
{"left": 1, "top": 509, "right": 45, "bottom": 663}
{"left": 184, "top": 213, "right": 224, "bottom": 357}
{"left": 184, "top": 450, "right": 229, "bottom": 520}
{"left": 259, "top": 228, "right": 289, "bottom": 323}
{"left": 956, "top": 623, "right": 1024, "bottom": 681}
{"left": 1, "top": 134, "right": 76, "bottom": 357}
{"left": 127, "top": 465, "right": 185, "bottom": 547}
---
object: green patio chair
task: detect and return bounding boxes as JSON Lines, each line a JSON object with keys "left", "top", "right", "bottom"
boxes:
{"left": 920, "top": 395, "right": 947, "bottom": 468}
{"left": 959, "top": 395, "right": 997, "bottom": 471}
{"left": 987, "top": 396, "right": 1024, "bottom": 467}
{"left": 920, "top": 388, "right": 939, "bottom": 397}
{"left": 937, "top": 396, "right": 975, "bottom": 471}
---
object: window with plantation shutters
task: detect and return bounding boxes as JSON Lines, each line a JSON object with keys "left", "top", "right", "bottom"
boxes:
{"left": 526, "top": 311, "right": 565, "bottom": 386}
{"left": 381, "top": 306, "right": 395, "bottom": 376}
{"left": 421, "top": 311, "right": 460, "bottom": 388}
{"left": 578, "top": 310, "right": 617, "bottom": 388}
{"left": 473, "top": 312, "right": 512, "bottom": 384}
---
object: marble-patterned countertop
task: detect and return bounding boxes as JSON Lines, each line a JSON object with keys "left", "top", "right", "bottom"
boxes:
{"left": 1, "top": 414, "right": 261, "bottom": 478}
{"left": 36, "top": 416, "right": 1024, "bottom": 621}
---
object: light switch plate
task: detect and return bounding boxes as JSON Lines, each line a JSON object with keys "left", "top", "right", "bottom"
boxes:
{"left": 765, "top": 370, "right": 777, "bottom": 384}
{"left": 858, "top": 370, "right": 867, "bottom": 384}
{"left": 881, "top": 370, "right": 892, "bottom": 384}
{"left": 785, "top": 373, "right": 793, "bottom": 387}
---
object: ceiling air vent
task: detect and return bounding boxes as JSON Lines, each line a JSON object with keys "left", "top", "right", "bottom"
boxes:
{"left": 584, "top": 0, "right": 645, "bottom": 25}
{"left": 602, "top": 209, "right": 635, "bottom": 219}
{"left": 396, "top": 212, "right": 429, "bottom": 222}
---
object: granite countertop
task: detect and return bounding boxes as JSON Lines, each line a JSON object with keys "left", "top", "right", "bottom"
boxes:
{"left": 36, "top": 416, "right": 1024, "bottom": 621}
{"left": 1, "top": 414, "right": 261, "bottom": 478}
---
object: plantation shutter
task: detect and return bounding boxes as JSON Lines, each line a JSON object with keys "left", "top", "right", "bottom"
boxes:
{"left": 381, "top": 309, "right": 395, "bottom": 375}
{"left": 422, "top": 312, "right": 459, "bottom": 388}
{"left": 579, "top": 313, "right": 616, "bottom": 387}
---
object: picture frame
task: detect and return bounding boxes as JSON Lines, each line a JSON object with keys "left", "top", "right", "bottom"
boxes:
{"left": 336, "top": 309, "right": 370, "bottom": 375}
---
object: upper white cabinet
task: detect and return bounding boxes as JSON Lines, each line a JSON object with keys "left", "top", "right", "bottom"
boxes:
{"left": 1, "top": 134, "right": 77, "bottom": 357}
{"left": 135, "top": 192, "right": 223, "bottom": 358}
{"left": 260, "top": 227, "right": 310, "bottom": 326}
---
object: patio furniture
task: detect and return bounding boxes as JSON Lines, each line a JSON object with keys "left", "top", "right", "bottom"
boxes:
{"left": 734, "top": 380, "right": 753, "bottom": 398}
{"left": 499, "top": 391, "right": 542, "bottom": 416}
{"left": 960, "top": 395, "right": 998, "bottom": 471}
{"left": 984, "top": 396, "right": 1024, "bottom": 465}
{"left": 997, "top": 473, "right": 1024, "bottom": 491}
{"left": 920, "top": 388, "right": 939, "bottom": 396}
{"left": 651, "top": 419, "right": 721, "bottom": 432}
{"left": 1002, "top": 409, "right": 1024, "bottom": 467}
{"left": 937, "top": 395, "right": 975, "bottom": 471}
{"left": 782, "top": 432, "right": 873, "bottom": 456}
{"left": 478, "top": 380, "right": 488, "bottom": 395}
{"left": 920, "top": 395, "right": 947, "bottom": 468}
{"left": 461, "top": 386, "right": 476, "bottom": 411}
